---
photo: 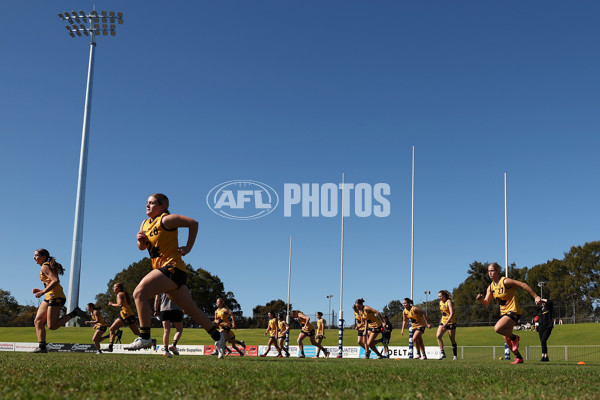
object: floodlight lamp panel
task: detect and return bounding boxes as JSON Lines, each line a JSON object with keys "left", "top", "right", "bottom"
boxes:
{"left": 101, "top": 10, "right": 107, "bottom": 16}
{"left": 94, "top": 23, "right": 99, "bottom": 29}
{"left": 69, "top": 32, "right": 75, "bottom": 38}
{"left": 65, "top": 25, "right": 72, "bottom": 31}
{"left": 82, "top": 16, "right": 88, "bottom": 23}
{"left": 79, "top": 10, "right": 85, "bottom": 16}
{"left": 71, "top": 11, "right": 77, "bottom": 17}
{"left": 110, "top": 24, "right": 115, "bottom": 29}
{"left": 75, "top": 17, "right": 81, "bottom": 23}
{"left": 111, "top": 31, "right": 116, "bottom": 36}
{"left": 110, "top": 11, "right": 115, "bottom": 16}
{"left": 118, "top": 12, "right": 122, "bottom": 18}
{"left": 110, "top": 18, "right": 115, "bottom": 23}
{"left": 76, "top": 31, "right": 82, "bottom": 37}
{"left": 118, "top": 19, "right": 123, "bottom": 24}
{"left": 58, "top": 13, "right": 65, "bottom": 20}
{"left": 102, "top": 30, "right": 107, "bottom": 36}
{"left": 79, "top": 24, "right": 86, "bottom": 29}
{"left": 83, "top": 30, "right": 89, "bottom": 36}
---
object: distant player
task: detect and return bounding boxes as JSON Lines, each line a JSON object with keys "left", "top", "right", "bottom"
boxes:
{"left": 291, "top": 310, "right": 329, "bottom": 358}
{"left": 277, "top": 313, "right": 291, "bottom": 357}
{"left": 355, "top": 298, "right": 385, "bottom": 359}
{"left": 314, "top": 312, "right": 326, "bottom": 358}
{"left": 260, "top": 311, "right": 281, "bottom": 357}
{"left": 31, "top": 249, "right": 86, "bottom": 353}
{"left": 85, "top": 303, "right": 109, "bottom": 354}
{"left": 476, "top": 262, "right": 541, "bottom": 364}
{"left": 374, "top": 315, "right": 393, "bottom": 358}
{"left": 401, "top": 298, "right": 431, "bottom": 360}
{"left": 436, "top": 290, "right": 458, "bottom": 360}
{"left": 154, "top": 293, "right": 184, "bottom": 357}
{"left": 214, "top": 297, "right": 246, "bottom": 356}
{"left": 106, "top": 282, "right": 140, "bottom": 352}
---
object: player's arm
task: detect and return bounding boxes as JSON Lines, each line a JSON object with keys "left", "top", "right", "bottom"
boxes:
{"left": 476, "top": 286, "right": 493, "bottom": 306}
{"left": 445, "top": 300, "right": 455, "bottom": 328}
{"left": 505, "top": 278, "right": 541, "bottom": 304}
{"left": 401, "top": 312, "right": 407, "bottom": 335}
{"left": 36, "top": 264, "right": 59, "bottom": 298}
{"left": 137, "top": 221, "right": 148, "bottom": 251}
{"left": 85, "top": 309, "right": 99, "bottom": 325}
{"left": 227, "top": 309, "right": 237, "bottom": 329}
{"left": 109, "top": 292, "right": 124, "bottom": 308}
{"left": 162, "top": 214, "right": 198, "bottom": 256}
{"left": 154, "top": 295, "right": 161, "bottom": 317}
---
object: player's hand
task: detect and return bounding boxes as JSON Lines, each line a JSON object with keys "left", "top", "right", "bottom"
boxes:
{"left": 476, "top": 294, "right": 483, "bottom": 301}
{"left": 32, "top": 288, "right": 41, "bottom": 294}
{"left": 177, "top": 245, "right": 191, "bottom": 256}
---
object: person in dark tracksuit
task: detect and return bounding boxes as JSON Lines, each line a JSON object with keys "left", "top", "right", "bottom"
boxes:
{"left": 537, "top": 297, "right": 554, "bottom": 362}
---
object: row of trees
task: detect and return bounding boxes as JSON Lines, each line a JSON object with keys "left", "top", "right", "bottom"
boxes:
{"left": 2, "top": 241, "right": 599, "bottom": 328}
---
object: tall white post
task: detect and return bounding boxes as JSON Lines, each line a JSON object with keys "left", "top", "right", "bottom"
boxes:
{"left": 410, "top": 146, "right": 415, "bottom": 299}
{"left": 337, "top": 173, "right": 345, "bottom": 358}
{"left": 285, "top": 235, "right": 292, "bottom": 352}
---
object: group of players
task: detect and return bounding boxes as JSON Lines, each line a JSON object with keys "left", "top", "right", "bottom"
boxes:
{"left": 31, "top": 193, "right": 543, "bottom": 363}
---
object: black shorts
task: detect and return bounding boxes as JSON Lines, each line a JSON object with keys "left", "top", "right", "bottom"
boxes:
{"left": 381, "top": 334, "right": 391, "bottom": 345}
{"left": 158, "top": 265, "right": 187, "bottom": 288}
{"left": 160, "top": 309, "right": 183, "bottom": 323}
{"left": 413, "top": 327, "right": 425, "bottom": 333}
{"left": 367, "top": 327, "right": 381, "bottom": 334}
{"left": 440, "top": 323, "right": 457, "bottom": 330}
{"left": 119, "top": 315, "right": 137, "bottom": 325}
{"left": 44, "top": 297, "right": 66, "bottom": 307}
{"left": 301, "top": 330, "right": 315, "bottom": 337}
{"left": 316, "top": 335, "right": 325, "bottom": 340}
{"left": 501, "top": 312, "right": 521, "bottom": 324}
{"left": 357, "top": 330, "right": 364, "bottom": 337}
{"left": 95, "top": 325, "right": 108, "bottom": 333}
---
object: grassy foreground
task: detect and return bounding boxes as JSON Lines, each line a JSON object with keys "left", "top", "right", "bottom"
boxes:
{"left": 1, "top": 323, "right": 598, "bottom": 346}
{"left": 1, "top": 352, "right": 599, "bottom": 400}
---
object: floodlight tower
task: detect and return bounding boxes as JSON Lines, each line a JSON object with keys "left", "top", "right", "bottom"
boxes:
{"left": 57, "top": 10, "right": 123, "bottom": 319}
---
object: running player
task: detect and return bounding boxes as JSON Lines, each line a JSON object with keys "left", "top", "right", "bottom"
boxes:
{"left": 353, "top": 304, "right": 367, "bottom": 355}
{"left": 154, "top": 293, "right": 184, "bottom": 357}
{"left": 85, "top": 303, "right": 109, "bottom": 354}
{"left": 214, "top": 297, "right": 246, "bottom": 356}
{"left": 314, "top": 312, "right": 326, "bottom": 358}
{"left": 401, "top": 298, "right": 431, "bottom": 360}
{"left": 106, "top": 282, "right": 140, "bottom": 352}
{"left": 476, "top": 262, "right": 541, "bottom": 364}
{"left": 260, "top": 311, "right": 281, "bottom": 357}
{"left": 291, "top": 310, "right": 329, "bottom": 358}
{"left": 125, "top": 194, "right": 225, "bottom": 357}
{"left": 436, "top": 290, "right": 458, "bottom": 360}
{"left": 31, "top": 249, "right": 86, "bottom": 353}
{"left": 277, "top": 313, "right": 291, "bottom": 357}
{"left": 354, "top": 298, "right": 385, "bottom": 359}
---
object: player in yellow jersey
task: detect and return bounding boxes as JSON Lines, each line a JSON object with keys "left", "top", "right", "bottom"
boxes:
{"left": 291, "top": 310, "right": 329, "bottom": 358}
{"left": 477, "top": 263, "right": 541, "bottom": 364}
{"left": 260, "top": 311, "right": 282, "bottom": 357}
{"left": 401, "top": 298, "right": 431, "bottom": 360}
{"left": 277, "top": 313, "right": 291, "bottom": 357}
{"left": 436, "top": 290, "right": 457, "bottom": 360}
{"left": 125, "top": 194, "right": 226, "bottom": 357}
{"left": 106, "top": 282, "right": 140, "bottom": 352}
{"left": 353, "top": 304, "right": 367, "bottom": 354}
{"left": 354, "top": 298, "right": 385, "bottom": 359}
{"left": 31, "top": 249, "right": 86, "bottom": 353}
{"left": 214, "top": 298, "right": 246, "bottom": 356}
{"left": 314, "top": 312, "right": 327, "bottom": 358}
{"left": 85, "top": 303, "right": 109, "bottom": 354}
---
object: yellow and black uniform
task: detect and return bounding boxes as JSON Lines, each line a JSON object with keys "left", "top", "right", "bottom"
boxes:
{"left": 267, "top": 317, "right": 278, "bottom": 338}
{"left": 355, "top": 310, "right": 366, "bottom": 336}
{"left": 439, "top": 299, "right": 456, "bottom": 329}
{"left": 297, "top": 314, "right": 316, "bottom": 336}
{"left": 216, "top": 307, "right": 232, "bottom": 330}
{"left": 278, "top": 320, "right": 288, "bottom": 338}
{"left": 316, "top": 319, "right": 325, "bottom": 339}
{"left": 142, "top": 212, "right": 187, "bottom": 287}
{"left": 362, "top": 309, "right": 382, "bottom": 333}
{"left": 93, "top": 311, "right": 108, "bottom": 333}
{"left": 490, "top": 277, "right": 522, "bottom": 322}
{"left": 40, "top": 263, "right": 66, "bottom": 307}
{"left": 119, "top": 294, "right": 137, "bottom": 325}
{"left": 404, "top": 306, "right": 426, "bottom": 332}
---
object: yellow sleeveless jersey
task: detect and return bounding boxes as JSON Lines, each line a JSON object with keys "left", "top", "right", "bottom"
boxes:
{"left": 119, "top": 293, "right": 135, "bottom": 320}
{"left": 267, "top": 318, "right": 278, "bottom": 337}
{"left": 142, "top": 213, "right": 185, "bottom": 271}
{"left": 316, "top": 319, "right": 325, "bottom": 335}
{"left": 354, "top": 311, "right": 365, "bottom": 329}
{"left": 216, "top": 307, "right": 231, "bottom": 328}
{"left": 362, "top": 309, "right": 382, "bottom": 329}
{"left": 278, "top": 320, "right": 288, "bottom": 338}
{"left": 404, "top": 306, "right": 425, "bottom": 329}
{"left": 40, "top": 263, "right": 66, "bottom": 301}
{"left": 297, "top": 314, "right": 315, "bottom": 333}
{"left": 93, "top": 310, "right": 108, "bottom": 329}
{"left": 490, "top": 277, "right": 522, "bottom": 315}
{"left": 439, "top": 299, "right": 456, "bottom": 324}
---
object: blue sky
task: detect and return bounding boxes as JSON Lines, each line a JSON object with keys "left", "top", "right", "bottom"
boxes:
{"left": 2, "top": 1, "right": 599, "bottom": 322}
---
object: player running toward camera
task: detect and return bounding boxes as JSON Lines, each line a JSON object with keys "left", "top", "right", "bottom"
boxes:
{"left": 355, "top": 298, "right": 385, "bottom": 359}
{"left": 106, "top": 282, "right": 140, "bottom": 352}
{"left": 314, "top": 312, "right": 326, "bottom": 358}
{"left": 291, "top": 310, "right": 330, "bottom": 359}
{"left": 476, "top": 262, "right": 541, "bottom": 364}
{"left": 277, "top": 313, "right": 291, "bottom": 357}
{"left": 85, "top": 303, "right": 110, "bottom": 354}
{"left": 31, "top": 249, "right": 87, "bottom": 353}
{"left": 125, "top": 194, "right": 226, "bottom": 357}
{"left": 214, "top": 297, "right": 246, "bottom": 356}
{"left": 353, "top": 304, "right": 367, "bottom": 355}
{"left": 436, "top": 290, "right": 458, "bottom": 360}
{"left": 260, "top": 311, "right": 282, "bottom": 357}
{"left": 401, "top": 298, "right": 431, "bottom": 360}
{"left": 154, "top": 293, "right": 184, "bottom": 357}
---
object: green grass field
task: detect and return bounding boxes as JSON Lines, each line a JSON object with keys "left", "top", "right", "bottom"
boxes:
{"left": 2, "top": 324, "right": 598, "bottom": 399}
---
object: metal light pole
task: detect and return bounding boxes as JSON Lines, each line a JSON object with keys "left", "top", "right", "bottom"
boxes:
{"left": 538, "top": 281, "right": 545, "bottom": 299}
{"left": 326, "top": 294, "right": 333, "bottom": 328}
{"left": 57, "top": 10, "right": 123, "bottom": 319}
